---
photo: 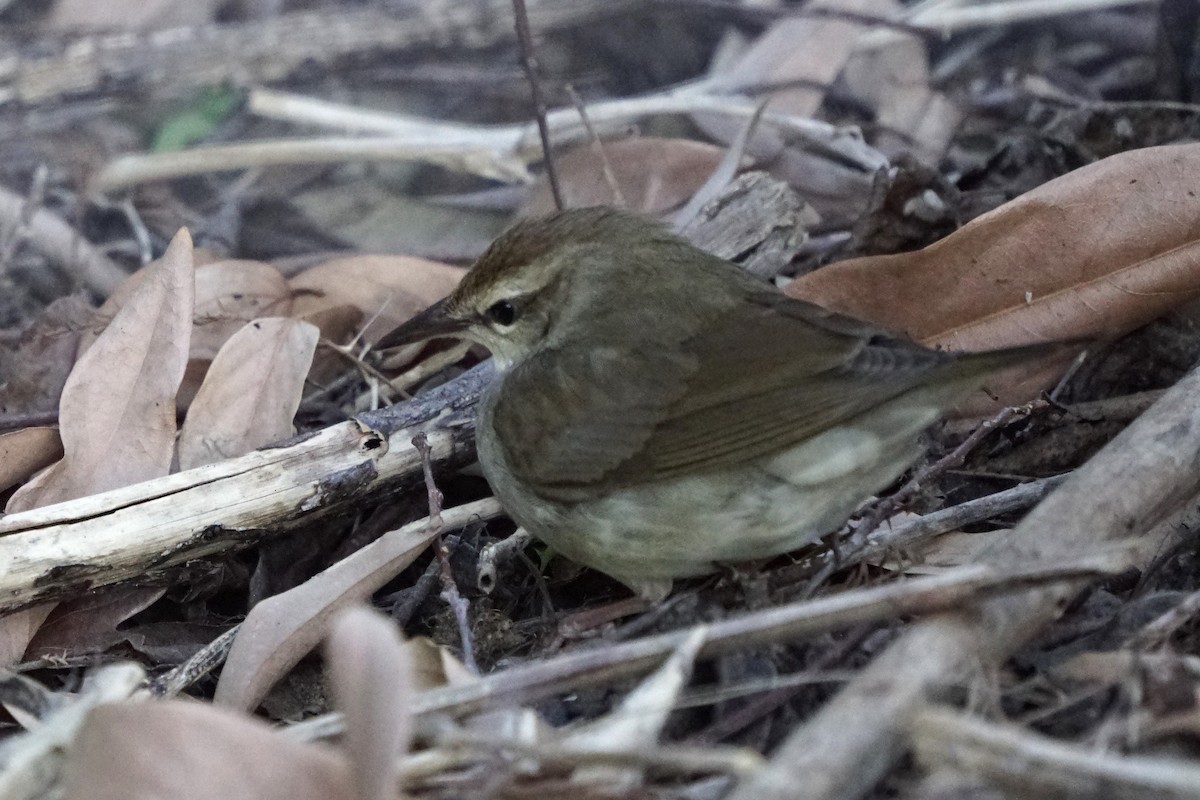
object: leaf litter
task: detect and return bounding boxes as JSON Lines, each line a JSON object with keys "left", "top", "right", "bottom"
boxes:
{"left": 0, "top": 2, "right": 1199, "bottom": 798}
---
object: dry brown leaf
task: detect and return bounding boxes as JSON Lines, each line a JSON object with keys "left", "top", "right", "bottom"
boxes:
{"left": 81, "top": 258, "right": 289, "bottom": 361}
{"left": 0, "top": 295, "right": 91, "bottom": 417}
{"left": 0, "top": 428, "right": 63, "bottom": 494}
{"left": 191, "top": 260, "right": 293, "bottom": 360}
{"left": 61, "top": 700, "right": 353, "bottom": 800}
{"left": 787, "top": 144, "right": 1200, "bottom": 351}
{"left": 25, "top": 587, "right": 166, "bottom": 660}
{"left": 0, "top": 232, "right": 193, "bottom": 665}
{"left": 524, "top": 137, "right": 726, "bottom": 217}
{"left": 327, "top": 607, "right": 413, "bottom": 800}
{"left": 296, "top": 303, "right": 366, "bottom": 349}
{"left": 0, "top": 606, "right": 55, "bottom": 666}
{"left": 289, "top": 254, "right": 464, "bottom": 347}
{"left": 214, "top": 498, "right": 499, "bottom": 711}
{"left": 177, "top": 318, "right": 319, "bottom": 471}
{"left": 8, "top": 230, "right": 194, "bottom": 511}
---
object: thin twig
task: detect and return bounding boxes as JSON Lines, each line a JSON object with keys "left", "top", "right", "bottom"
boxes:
{"left": 149, "top": 626, "right": 239, "bottom": 698}
{"left": 390, "top": 533, "right": 461, "bottom": 627}
{"left": 413, "top": 433, "right": 479, "bottom": 674}
{"left": 512, "top": 0, "right": 564, "bottom": 210}
{"left": 566, "top": 84, "right": 625, "bottom": 208}
{"left": 0, "top": 183, "right": 127, "bottom": 297}
{"left": 1129, "top": 588, "right": 1200, "bottom": 651}
{"left": 286, "top": 551, "right": 1127, "bottom": 742}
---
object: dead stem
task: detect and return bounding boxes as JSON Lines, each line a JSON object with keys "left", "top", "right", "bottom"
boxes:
{"left": 512, "top": 0, "right": 564, "bottom": 210}
{"left": 413, "top": 432, "right": 479, "bottom": 675}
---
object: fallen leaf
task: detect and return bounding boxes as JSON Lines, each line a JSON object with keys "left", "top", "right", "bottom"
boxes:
{"left": 524, "top": 137, "right": 727, "bottom": 216}
{"left": 567, "top": 628, "right": 705, "bottom": 790}
{"left": 0, "top": 295, "right": 91, "bottom": 417}
{"left": 25, "top": 587, "right": 166, "bottom": 660}
{"left": 327, "top": 607, "right": 413, "bottom": 800}
{"left": 61, "top": 701, "right": 353, "bottom": 800}
{"left": 177, "top": 318, "right": 319, "bottom": 470}
{"left": 0, "top": 606, "right": 55, "bottom": 666}
{"left": 0, "top": 232, "right": 193, "bottom": 666}
{"left": 214, "top": 498, "right": 501, "bottom": 711}
{"left": 80, "top": 258, "right": 289, "bottom": 363}
{"left": 289, "top": 254, "right": 463, "bottom": 347}
{"left": 8, "top": 229, "right": 194, "bottom": 510}
{"left": 788, "top": 144, "right": 1200, "bottom": 352}
{"left": 191, "top": 260, "right": 293, "bottom": 360}
{"left": 0, "top": 428, "right": 63, "bottom": 494}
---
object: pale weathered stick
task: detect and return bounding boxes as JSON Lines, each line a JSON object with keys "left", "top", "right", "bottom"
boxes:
{"left": 911, "top": 706, "right": 1200, "bottom": 800}
{"left": 726, "top": 363, "right": 1200, "bottom": 800}
{"left": 0, "top": 365, "right": 490, "bottom": 611}
{"left": 0, "top": 184, "right": 127, "bottom": 297}
{"left": 93, "top": 138, "right": 532, "bottom": 192}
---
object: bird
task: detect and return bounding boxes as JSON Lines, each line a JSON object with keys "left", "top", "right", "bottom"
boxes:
{"left": 376, "top": 206, "right": 1049, "bottom": 600}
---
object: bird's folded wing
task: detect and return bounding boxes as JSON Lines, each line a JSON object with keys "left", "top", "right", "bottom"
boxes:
{"left": 490, "top": 291, "right": 952, "bottom": 501}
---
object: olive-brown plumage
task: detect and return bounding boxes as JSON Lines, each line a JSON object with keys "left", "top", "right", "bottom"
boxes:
{"left": 379, "top": 208, "right": 1043, "bottom": 599}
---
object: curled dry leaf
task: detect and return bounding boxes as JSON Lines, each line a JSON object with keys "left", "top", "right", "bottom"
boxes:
{"left": 61, "top": 701, "right": 353, "bottom": 800}
{"left": 87, "top": 258, "right": 290, "bottom": 411}
{"left": 840, "top": 22, "right": 958, "bottom": 164}
{"left": 8, "top": 229, "right": 195, "bottom": 511}
{"left": 789, "top": 144, "right": 1200, "bottom": 350}
{"left": 408, "top": 636, "right": 477, "bottom": 691}
{"left": 786, "top": 144, "right": 1200, "bottom": 406}
{"left": 327, "top": 607, "right": 413, "bottom": 800}
{"left": 700, "top": 0, "right": 898, "bottom": 224}
{"left": 524, "top": 137, "right": 726, "bottom": 217}
{"left": 214, "top": 498, "right": 501, "bottom": 711}
{"left": 177, "top": 318, "right": 319, "bottom": 471}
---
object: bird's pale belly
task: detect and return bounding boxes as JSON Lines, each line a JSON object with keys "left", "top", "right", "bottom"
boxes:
{"left": 479, "top": 396, "right": 941, "bottom": 600}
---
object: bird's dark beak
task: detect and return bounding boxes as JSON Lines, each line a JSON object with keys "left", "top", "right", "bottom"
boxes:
{"left": 374, "top": 297, "right": 466, "bottom": 350}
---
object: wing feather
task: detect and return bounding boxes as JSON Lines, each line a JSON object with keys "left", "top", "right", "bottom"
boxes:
{"left": 489, "top": 288, "right": 958, "bottom": 502}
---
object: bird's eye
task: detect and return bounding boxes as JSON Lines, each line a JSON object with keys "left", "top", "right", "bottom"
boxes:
{"left": 486, "top": 299, "right": 518, "bottom": 326}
